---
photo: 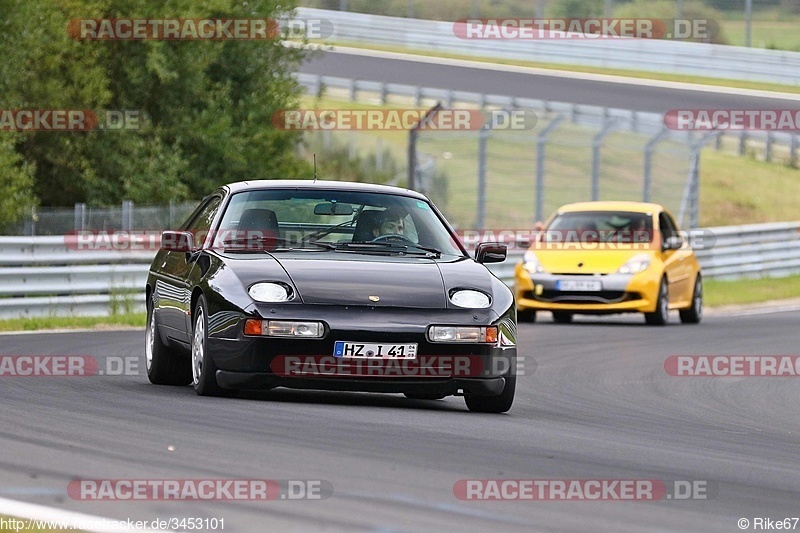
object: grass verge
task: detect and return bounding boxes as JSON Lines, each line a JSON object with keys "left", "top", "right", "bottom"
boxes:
{"left": 704, "top": 275, "right": 800, "bottom": 307}
{"left": 0, "top": 313, "right": 145, "bottom": 332}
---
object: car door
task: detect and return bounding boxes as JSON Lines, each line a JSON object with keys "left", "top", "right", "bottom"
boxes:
{"left": 155, "top": 195, "right": 223, "bottom": 343}
{"left": 659, "top": 212, "right": 691, "bottom": 305}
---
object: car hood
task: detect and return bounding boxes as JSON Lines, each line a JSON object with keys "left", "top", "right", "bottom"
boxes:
{"left": 532, "top": 249, "right": 655, "bottom": 275}
{"left": 219, "top": 251, "right": 496, "bottom": 308}
{"left": 276, "top": 255, "right": 448, "bottom": 307}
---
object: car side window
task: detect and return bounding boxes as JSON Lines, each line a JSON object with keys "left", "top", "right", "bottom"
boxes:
{"left": 185, "top": 195, "right": 223, "bottom": 246}
{"left": 659, "top": 212, "right": 682, "bottom": 245}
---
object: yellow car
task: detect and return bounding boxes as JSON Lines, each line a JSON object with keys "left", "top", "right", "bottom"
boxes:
{"left": 514, "top": 202, "right": 702, "bottom": 325}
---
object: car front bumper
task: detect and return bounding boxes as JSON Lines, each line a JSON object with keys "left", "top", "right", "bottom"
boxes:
{"left": 514, "top": 264, "right": 660, "bottom": 314}
{"left": 204, "top": 304, "right": 516, "bottom": 393}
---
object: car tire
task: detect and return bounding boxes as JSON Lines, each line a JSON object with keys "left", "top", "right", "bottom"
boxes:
{"left": 679, "top": 275, "right": 703, "bottom": 324}
{"left": 552, "top": 312, "right": 573, "bottom": 324}
{"left": 464, "top": 364, "right": 516, "bottom": 413}
{"left": 192, "top": 295, "right": 238, "bottom": 397}
{"left": 146, "top": 298, "right": 191, "bottom": 386}
{"left": 644, "top": 277, "right": 669, "bottom": 326}
{"left": 517, "top": 309, "right": 536, "bottom": 323}
{"left": 404, "top": 392, "right": 446, "bottom": 400}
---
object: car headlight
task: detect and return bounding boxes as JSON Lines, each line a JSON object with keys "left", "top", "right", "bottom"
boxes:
{"left": 428, "top": 326, "right": 498, "bottom": 343}
{"left": 523, "top": 250, "right": 545, "bottom": 274}
{"left": 244, "top": 319, "right": 324, "bottom": 337}
{"left": 248, "top": 282, "right": 291, "bottom": 302}
{"left": 617, "top": 254, "right": 651, "bottom": 275}
{"left": 449, "top": 289, "right": 491, "bottom": 308}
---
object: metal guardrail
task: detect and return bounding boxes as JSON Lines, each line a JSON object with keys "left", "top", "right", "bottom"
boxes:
{"left": 296, "top": 8, "right": 800, "bottom": 86}
{"left": 0, "top": 222, "right": 798, "bottom": 318}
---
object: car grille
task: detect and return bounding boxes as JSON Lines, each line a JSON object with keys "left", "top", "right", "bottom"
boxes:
{"left": 523, "top": 290, "right": 641, "bottom": 304}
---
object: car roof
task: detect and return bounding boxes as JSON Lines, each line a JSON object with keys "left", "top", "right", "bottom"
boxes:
{"left": 220, "top": 180, "right": 428, "bottom": 200}
{"left": 555, "top": 201, "right": 663, "bottom": 214}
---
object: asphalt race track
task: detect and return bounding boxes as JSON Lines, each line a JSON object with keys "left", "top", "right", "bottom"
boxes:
{"left": 298, "top": 48, "right": 800, "bottom": 113}
{"left": 1, "top": 309, "right": 798, "bottom": 532}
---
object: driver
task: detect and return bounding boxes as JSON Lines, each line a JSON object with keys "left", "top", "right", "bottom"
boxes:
{"left": 372, "top": 207, "right": 406, "bottom": 239}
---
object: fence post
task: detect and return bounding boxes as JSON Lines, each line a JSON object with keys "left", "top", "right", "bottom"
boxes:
{"left": 380, "top": 82, "right": 388, "bottom": 106}
{"left": 122, "top": 200, "right": 133, "bottom": 231}
{"left": 26, "top": 205, "right": 36, "bottom": 236}
{"left": 643, "top": 127, "right": 670, "bottom": 203}
{"left": 765, "top": 132, "right": 773, "bottom": 162}
{"left": 74, "top": 203, "right": 86, "bottom": 232}
{"left": 535, "top": 115, "right": 566, "bottom": 223}
{"left": 739, "top": 130, "right": 747, "bottom": 155}
{"left": 477, "top": 126, "right": 489, "bottom": 230}
{"left": 591, "top": 119, "right": 617, "bottom": 201}
{"left": 350, "top": 79, "right": 358, "bottom": 102}
{"left": 376, "top": 137, "right": 384, "bottom": 171}
{"left": 407, "top": 103, "right": 443, "bottom": 191}
{"left": 169, "top": 201, "right": 175, "bottom": 229}
{"left": 792, "top": 133, "right": 798, "bottom": 166}
{"left": 679, "top": 132, "right": 718, "bottom": 229}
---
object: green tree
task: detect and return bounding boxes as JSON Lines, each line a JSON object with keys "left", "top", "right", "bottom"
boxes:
{"left": 0, "top": 0, "right": 310, "bottom": 214}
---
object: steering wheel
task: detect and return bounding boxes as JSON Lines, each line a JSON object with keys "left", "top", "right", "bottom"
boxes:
{"left": 371, "top": 234, "right": 415, "bottom": 245}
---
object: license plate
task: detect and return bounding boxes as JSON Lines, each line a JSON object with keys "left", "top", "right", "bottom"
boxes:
{"left": 333, "top": 341, "right": 417, "bottom": 359}
{"left": 556, "top": 280, "right": 602, "bottom": 291}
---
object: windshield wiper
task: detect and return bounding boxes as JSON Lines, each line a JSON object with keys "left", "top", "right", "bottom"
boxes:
{"left": 220, "top": 236, "right": 335, "bottom": 252}
{"left": 333, "top": 242, "right": 441, "bottom": 257}
{"left": 300, "top": 218, "right": 358, "bottom": 244}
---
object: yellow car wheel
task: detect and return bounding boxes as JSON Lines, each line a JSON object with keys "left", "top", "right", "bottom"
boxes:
{"left": 644, "top": 278, "right": 669, "bottom": 326}
{"left": 679, "top": 276, "right": 703, "bottom": 324}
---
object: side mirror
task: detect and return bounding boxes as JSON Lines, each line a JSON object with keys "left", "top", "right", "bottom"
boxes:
{"left": 661, "top": 235, "right": 683, "bottom": 251}
{"left": 161, "top": 231, "right": 194, "bottom": 252}
{"left": 475, "top": 242, "right": 507, "bottom": 264}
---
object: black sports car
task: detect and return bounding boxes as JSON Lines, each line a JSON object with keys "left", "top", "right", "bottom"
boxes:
{"left": 145, "top": 180, "right": 517, "bottom": 412}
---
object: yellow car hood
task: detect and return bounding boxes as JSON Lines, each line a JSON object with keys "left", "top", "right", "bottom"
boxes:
{"left": 532, "top": 248, "right": 655, "bottom": 275}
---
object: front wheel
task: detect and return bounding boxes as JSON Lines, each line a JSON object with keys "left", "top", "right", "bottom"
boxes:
{"left": 679, "top": 276, "right": 703, "bottom": 324}
{"left": 465, "top": 365, "right": 516, "bottom": 413}
{"left": 146, "top": 298, "right": 191, "bottom": 386}
{"left": 192, "top": 295, "right": 237, "bottom": 397}
{"left": 644, "top": 278, "right": 669, "bottom": 326}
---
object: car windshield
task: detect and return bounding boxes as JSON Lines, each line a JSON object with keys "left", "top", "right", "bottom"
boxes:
{"left": 212, "top": 188, "right": 464, "bottom": 256}
{"left": 543, "top": 211, "right": 655, "bottom": 244}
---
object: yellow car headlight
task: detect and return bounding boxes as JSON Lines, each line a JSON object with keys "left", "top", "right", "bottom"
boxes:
{"left": 523, "top": 250, "right": 545, "bottom": 274}
{"left": 617, "top": 254, "right": 651, "bottom": 275}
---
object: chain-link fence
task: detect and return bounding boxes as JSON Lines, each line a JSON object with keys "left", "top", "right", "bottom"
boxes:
{"left": 5, "top": 202, "right": 199, "bottom": 236}
{"left": 413, "top": 117, "right": 694, "bottom": 230}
